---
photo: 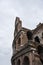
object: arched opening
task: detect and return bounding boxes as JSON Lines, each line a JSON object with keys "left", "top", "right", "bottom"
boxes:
{"left": 37, "top": 45, "right": 43, "bottom": 54}
{"left": 37, "top": 45, "right": 43, "bottom": 64}
{"left": 18, "top": 38, "right": 21, "bottom": 46}
{"left": 27, "top": 31, "right": 33, "bottom": 40}
{"left": 23, "top": 56, "right": 30, "bottom": 65}
{"left": 42, "top": 32, "right": 43, "bottom": 38}
{"left": 17, "top": 59, "right": 20, "bottom": 65}
{"left": 34, "top": 36, "right": 40, "bottom": 43}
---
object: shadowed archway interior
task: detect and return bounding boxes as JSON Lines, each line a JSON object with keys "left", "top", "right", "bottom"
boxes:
{"left": 17, "top": 59, "right": 20, "bottom": 65}
{"left": 23, "top": 56, "right": 30, "bottom": 65}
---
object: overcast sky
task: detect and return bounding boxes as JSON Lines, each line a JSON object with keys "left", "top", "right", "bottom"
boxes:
{"left": 0, "top": 0, "right": 43, "bottom": 65}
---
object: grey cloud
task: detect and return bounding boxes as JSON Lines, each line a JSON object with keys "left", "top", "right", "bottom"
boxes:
{"left": 0, "top": 0, "right": 43, "bottom": 65}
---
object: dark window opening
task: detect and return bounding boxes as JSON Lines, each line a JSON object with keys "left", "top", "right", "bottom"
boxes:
{"left": 34, "top": 36, "right": 40, "bottom": 43}
{"left": 27, "top": 31, "right": 33, "bottom": 40}
{"left": 18, "top": 38, "right": 21, "bottom": 46}
{"left": 37, "top": 45, "right": 43, "bottom": 54}
{"left": 37, "top": 45, "right": 43, "bottom": 64}
{"left": 42, "top": 32, "right": 43, "bottom": 38}
{"left": 23, "top": 56, "right": 30, "bottom": 65}
{"left": 17, "top": 59, "right": 20, "bottom": 65}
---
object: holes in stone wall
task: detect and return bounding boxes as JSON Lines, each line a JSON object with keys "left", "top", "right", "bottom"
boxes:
{"left": 23, "top": 56, "right": 30, "bottom": 65}
{"left": 27, "top": 31, "right": 33, "bottom": 40}
{"left": 34, "top": 36, "right": 40, "bottom": 43}
{"left": 18, "top": 38, "right": 21, "bottom": 46}
{"left": 42, "top": 32, "right": 43, "bottom": 38}
{"left": 37, "top": 45, "right": 43, "bottom": 64}
{"left": 17, "top": 59, "right": 20, "bottom": 65}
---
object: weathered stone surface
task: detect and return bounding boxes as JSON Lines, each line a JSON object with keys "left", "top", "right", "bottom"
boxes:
{"left": 11, "top": 17, "right": 43, "bottom": 65}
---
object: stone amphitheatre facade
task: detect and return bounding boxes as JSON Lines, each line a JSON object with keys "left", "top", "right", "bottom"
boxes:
{"left": 11, "top": 17, "right": 43, "bottom": 65}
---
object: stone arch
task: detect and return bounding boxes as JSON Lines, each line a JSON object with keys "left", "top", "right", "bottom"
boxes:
{"left": 22, "top": 56, "right": 30, "bottom": 65}
{"left": 17, "top": 59, "right": 20, "bottom": 65}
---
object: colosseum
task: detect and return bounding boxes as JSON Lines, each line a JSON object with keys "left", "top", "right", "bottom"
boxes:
{"left": 11, "top": 17, "right": 43, "bottom": 65}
